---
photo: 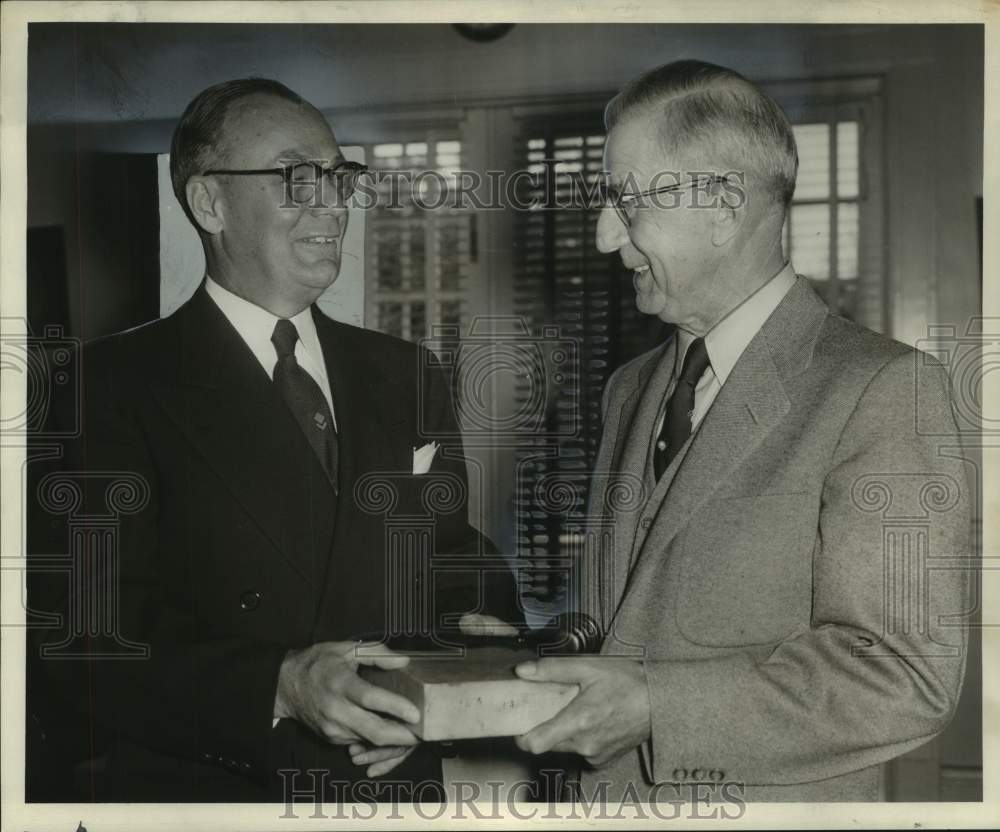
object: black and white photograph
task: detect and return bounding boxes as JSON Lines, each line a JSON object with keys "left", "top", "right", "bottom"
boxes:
{"left": 1, "top": 1, "right": 995, "bottom": 827}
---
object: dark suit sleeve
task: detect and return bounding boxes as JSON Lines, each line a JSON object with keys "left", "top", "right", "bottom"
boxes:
{"left": 418, "top": 346, "right": 524, "bottom": 629}
{"left": 38, "top": 343, "right": 286, "bottom": 781}
{"left": 642, "top": 353, "right": 970, "bottom": 785}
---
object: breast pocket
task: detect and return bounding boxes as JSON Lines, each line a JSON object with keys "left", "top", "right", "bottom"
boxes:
{"left": 674, "top": 492, "right": 818, "bottom": 647}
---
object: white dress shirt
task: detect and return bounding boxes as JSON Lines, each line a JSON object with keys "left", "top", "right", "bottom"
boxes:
{"left": 204, "top": 276, "right": 337, "bottom": 430}
{"left": 655, "top": 263, "right": 797, "bottom": 439}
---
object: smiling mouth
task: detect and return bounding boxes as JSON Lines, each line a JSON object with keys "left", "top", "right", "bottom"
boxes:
{"left": 629, "top": 263, "right": 650, "bottom": 279}
{"left": 298, "top": 236, "right": 340, "bottom": 245}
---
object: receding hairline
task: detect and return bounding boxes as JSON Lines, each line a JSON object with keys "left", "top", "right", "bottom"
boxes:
{"left": 209, "top": 91, "right": 334, "bottom": 168}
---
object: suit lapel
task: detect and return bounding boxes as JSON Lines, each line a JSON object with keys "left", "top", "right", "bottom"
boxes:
{"left": 607, "top": 343, "right": 669, "bottom": 480}
{"left": 587, "top": 339, "right": 672, "bottom": 520}
{"left": 607, "top": 340, "right": 676, "bottom": 606}
{"left": 583, "top": 340, "right": 671, "bottom": 628}
{"left": 311, "top": 309, "right": 407, "bottom": 501}
{"left": 148, "top": 288, "right": 333, "bottom": 585}
{"left": 621, "top": 341, "right": 790, "bottom": 599}
{"left": 308, "top": 311, "right": 410, "bottom": 640}
{"left": 612, "top": 277, "right": 828, "bottom": 618}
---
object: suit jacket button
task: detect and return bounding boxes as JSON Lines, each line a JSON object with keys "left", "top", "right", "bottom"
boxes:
{"left": 240, "top": 590, "right": 261, "bottom": 611}
{"left": 672, "top": 768, "right": 687, "bottom": 781}
{"left": 641, "top": 517, "right": 653, "bottom": 530}
{"left": 199, "top": 751, "right": 214, "bottom": 763}
{"left": 241, "top": 762, "right": 252, "bottom": 773}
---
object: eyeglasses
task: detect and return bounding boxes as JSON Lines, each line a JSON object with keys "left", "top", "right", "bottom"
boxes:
{"left": 201, "top": 160, "right": 369, "bottom": 207}
{"left": 599, "top": 175, "right": 729, "bottom": 227}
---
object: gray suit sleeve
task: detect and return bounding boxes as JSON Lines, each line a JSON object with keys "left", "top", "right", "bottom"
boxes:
{"left": 601, "top": 365, "right": 623, "bottom": 423}
{"left": 642, "top": 352, "right": 971, "bottom": 786}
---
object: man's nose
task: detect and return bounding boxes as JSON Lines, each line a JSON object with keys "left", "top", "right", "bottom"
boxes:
{"left": 595, "top": 206, "right": 628, "bottom": 253}
{"left": 308, "top": 194, "right": 349, "bottom": 221}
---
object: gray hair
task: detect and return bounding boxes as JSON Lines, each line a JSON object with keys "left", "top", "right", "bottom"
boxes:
{"left": 605, "top": 59, "right": 798, "bottom": 211}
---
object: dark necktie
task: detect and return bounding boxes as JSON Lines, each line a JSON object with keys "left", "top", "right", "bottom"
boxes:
{"left": 653, "top": 337, "right": 711, "bottom": 481}
{"left": 271, "top": 318, "right": 339, "bottom": 489}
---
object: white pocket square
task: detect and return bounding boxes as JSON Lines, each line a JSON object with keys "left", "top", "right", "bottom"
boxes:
{"left": 412, "top": 442, "right": 439, "bottom": 475}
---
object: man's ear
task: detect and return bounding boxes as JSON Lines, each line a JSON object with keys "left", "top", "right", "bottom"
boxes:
{"left": 710, "top": 185, "right": 743, "bottom": 247}
{"left": 186, "top": 177, "right": 224, "bottom": 235}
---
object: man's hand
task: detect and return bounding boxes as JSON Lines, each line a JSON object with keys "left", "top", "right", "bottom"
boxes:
{"left": 340, "top": 614, "right": 519, "bottom": 777}
{"left": 347, "top": 742, "right": 416, "bottom": 778}
{"left": 513, "top": 657, "right": 651, "bottom": 768}
{"left": 275, "top": 641, "right": 420, "bottom": 748}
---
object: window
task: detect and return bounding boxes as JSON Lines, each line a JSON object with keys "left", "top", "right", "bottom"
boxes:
{"left": 770, "top": 77, "right": 885, "bottom": 332}
{"left": 785, "top": 120, "right": 863, "bottom": 320}
{"left": 363, "top": 137, "right": 474, "bottom": 341}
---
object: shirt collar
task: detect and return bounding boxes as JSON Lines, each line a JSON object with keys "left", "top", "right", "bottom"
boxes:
{"left": 204, "top": 275, "right": 323, "bottom": 369}
{"left": 675, "top": 262, "right": 797, "bottom": 385}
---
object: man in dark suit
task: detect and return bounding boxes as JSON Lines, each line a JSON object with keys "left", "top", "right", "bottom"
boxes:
{"left": 511, "top": 60, "right": 971, "bottom": 801}
{"left": 37, "top": 78, "right": 517, "bottom": 802}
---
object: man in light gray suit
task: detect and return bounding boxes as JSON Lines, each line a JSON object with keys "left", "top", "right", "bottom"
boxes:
{"left": 510, "top": 60, "right": 971, "bottom": 802}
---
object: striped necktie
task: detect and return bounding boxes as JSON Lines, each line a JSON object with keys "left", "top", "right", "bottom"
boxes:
{"left": 271, "top": 318, "right": 339, "bottom": 489}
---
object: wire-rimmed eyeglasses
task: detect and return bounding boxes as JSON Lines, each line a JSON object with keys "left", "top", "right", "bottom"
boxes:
{"left": 599, "top": 175, "right": 730, "bottom": 227}
{"left": 201, "top": 160, "right": 369, "bottom": 207}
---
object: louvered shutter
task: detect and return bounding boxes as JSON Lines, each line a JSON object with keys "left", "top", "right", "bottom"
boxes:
{"left": 511, "top": 113, "right": 665, "bottom": 611}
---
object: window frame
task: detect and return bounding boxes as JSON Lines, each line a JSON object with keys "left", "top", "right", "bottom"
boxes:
{"left": 768, "top": 76, "right": 886, "bottom": 332}
{"left": 357, "top": 128, "right": 472, "bottom": 342}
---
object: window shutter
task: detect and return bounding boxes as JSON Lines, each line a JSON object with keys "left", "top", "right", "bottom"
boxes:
{"left": 511, "top": 113, "right": 664, "bottom": 612}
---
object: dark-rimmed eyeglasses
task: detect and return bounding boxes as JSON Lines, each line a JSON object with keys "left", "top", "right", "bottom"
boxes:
{"left": 599, "top": 175, "right": 729, "bottom": 227}
{"left": 201, "top": 160, "right": 369, "bottom": 207}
